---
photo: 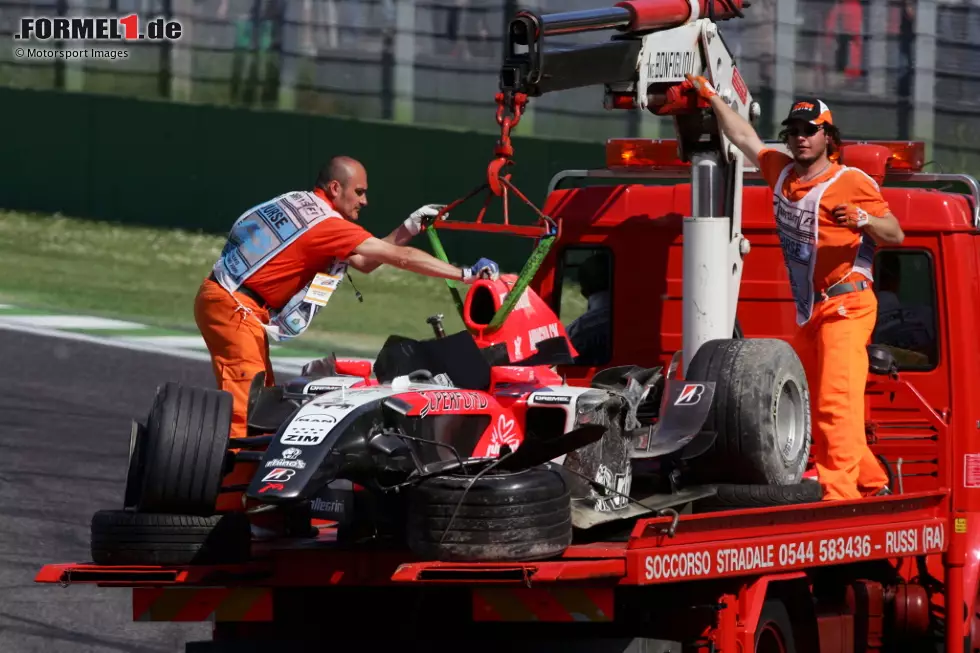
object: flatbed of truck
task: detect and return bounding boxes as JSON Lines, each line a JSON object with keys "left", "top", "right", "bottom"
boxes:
{"left": 36, "top": 489, "right": 947, "bottom": 593}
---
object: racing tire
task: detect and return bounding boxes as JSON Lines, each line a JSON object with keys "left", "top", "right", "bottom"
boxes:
{"left": 90, "top": 510, "right": 251, "bottom": 566}
{"left": 136, "top": 382, "right": 234, "bottom": 516}
{"left": 692, "top": 480, "right": 823, "bottom": 513}
{"left": 406, "top": 464, "right": 572, "bottom": 562}
{"left": 685, "top": 338, "right": 811, "bottom": 486}
{"left": 124, "top": 420, "right": 145, "bottom": 509}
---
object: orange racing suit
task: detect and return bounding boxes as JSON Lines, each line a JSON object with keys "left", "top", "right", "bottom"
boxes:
{"left": 758, "top": 149, "right": 891, "bottom": 501}
{"left": 195, "top": 188, "right": 371, "bottom": 439}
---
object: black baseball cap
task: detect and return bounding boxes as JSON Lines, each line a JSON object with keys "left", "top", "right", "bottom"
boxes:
{"left": 781, "top": 98, "right": 834, "bottom": 126}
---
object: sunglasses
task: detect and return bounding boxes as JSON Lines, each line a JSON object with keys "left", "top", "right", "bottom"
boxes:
{"left": 785, "top": 123, "right": 822, "bottom": 138}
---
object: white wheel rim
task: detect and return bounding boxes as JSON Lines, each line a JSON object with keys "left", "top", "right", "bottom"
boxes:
{"left": 775, "top": 379, "right": 806, "bottom": 464}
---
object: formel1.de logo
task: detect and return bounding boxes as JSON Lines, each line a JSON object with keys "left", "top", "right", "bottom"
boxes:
{"left": 15, "top": 14, "right": 183, "bottom": 41}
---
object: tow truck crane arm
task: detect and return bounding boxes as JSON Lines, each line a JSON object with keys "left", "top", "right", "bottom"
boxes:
{"left": 494, "top": 0, "right": 760, "bottom": 373}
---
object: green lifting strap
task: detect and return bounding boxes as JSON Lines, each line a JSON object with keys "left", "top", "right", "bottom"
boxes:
{"left": 426, "top": 227, "right": 465, "bottom": 318}
{"left": 425, "top": 227, "right": 556, "bottom": 333}
{"left": 487, "top": 234, "right": 555, "bottom": 332}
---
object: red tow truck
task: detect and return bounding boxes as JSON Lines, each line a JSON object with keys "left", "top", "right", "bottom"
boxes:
{"left": 34, "top": 0, "right": 980, "bottom": 650}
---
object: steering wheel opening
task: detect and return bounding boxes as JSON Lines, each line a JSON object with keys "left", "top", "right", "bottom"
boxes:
{"left": 423, "top": 182, "right": 560, "bottom": 334}
{"left": 468, "top": 285, "right": 497, "bottom": 325}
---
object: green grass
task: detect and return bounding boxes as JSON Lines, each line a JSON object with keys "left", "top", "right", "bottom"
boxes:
{"left": 0, "top": 209, "right": 470, "bottom": 356}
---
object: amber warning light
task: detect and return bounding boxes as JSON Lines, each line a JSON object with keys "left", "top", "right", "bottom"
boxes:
{"left": 867, "top": 140, "right": 925, "bottom": 171}
{"left": 605, "top": 138, "right": 926, "bottom": 172}
{"left": 606, "top": 139, "right": 686, "bottom": 169}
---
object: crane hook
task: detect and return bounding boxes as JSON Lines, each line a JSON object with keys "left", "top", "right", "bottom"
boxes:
{"left": 487, "top": 91, "right": 528, "bottom": 196}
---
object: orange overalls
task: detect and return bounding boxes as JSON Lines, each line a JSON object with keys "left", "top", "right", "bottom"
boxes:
{"left": 759, "top": 150, "right": 890, "bottom": 500}
{"left": 194, "top": 278, "right": 276, "bottom": 440}
{"left": 196, "top": 189, "right": 372, "bottom": 439}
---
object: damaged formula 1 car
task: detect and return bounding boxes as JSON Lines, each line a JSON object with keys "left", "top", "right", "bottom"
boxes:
{"left": 96, "top": 270, "right": 816, "bottom": 568}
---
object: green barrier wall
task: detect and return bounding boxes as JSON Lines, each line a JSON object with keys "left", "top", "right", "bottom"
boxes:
{"left": 0, "top": 87, "right": 602, "bottom": 271}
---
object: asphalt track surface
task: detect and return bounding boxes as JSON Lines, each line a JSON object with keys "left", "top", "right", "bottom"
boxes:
{"left": 0, "top": 330, "right": 214, "bottom": 652}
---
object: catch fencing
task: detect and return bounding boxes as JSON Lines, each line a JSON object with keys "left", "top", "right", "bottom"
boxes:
{"left": 0, "top": 0, "right": 977, "bottom": 172}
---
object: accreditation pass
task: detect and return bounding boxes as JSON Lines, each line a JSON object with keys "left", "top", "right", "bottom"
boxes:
{"left": 303, "top": 262, "right": 347, "bottom": 307}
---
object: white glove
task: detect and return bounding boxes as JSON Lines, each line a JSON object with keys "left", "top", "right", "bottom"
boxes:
{"left": 403, "top": 204, "right": 448, "bottom": 236}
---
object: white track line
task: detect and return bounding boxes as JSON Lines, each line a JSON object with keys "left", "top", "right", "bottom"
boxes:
{"left": 0, "top": 321, "right": 308, "bottom": 375}
{"left": 116, "top": 335, "right": 210, "bottom": 349}
{"left": 0, "top": 315, "right": 148, "bottom": 329}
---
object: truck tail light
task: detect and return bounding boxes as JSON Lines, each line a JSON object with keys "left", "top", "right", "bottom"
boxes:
{"left": 606, "top": 138, "right": 687, "bottom": 168}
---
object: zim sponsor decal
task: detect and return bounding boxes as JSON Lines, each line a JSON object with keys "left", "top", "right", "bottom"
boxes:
{"left": 281, "top": 432, "right": 330, "bottom": 446}
{"left": 531, "top": 393, "right": 571, "bottom": 405}
{"left": 420, "top": 390, "right": 489, "bottom": 418}
{"left": 280, "top": 414, "right": 337, "bottom": 445}
{"left": 674, "top": 383, "right": 706, "bottom": 406}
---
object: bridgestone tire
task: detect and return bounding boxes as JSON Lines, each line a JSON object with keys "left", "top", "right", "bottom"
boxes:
{"left": 693, "top": 480, "right": 823, "bottom": 512}
{"left": 124, "top": 421, "right": 145, "bottom": 509}
{"left": 406, "top": 465, "right": 572, "bottom": 562}
{"left": 685, "top": 338, "right": 811, "bottom": 486}
{"left": 137, "top": 382, "right": 234, "bottom": 516}
{"left": 91, "top": 510, "right": 251, "bottom": 566}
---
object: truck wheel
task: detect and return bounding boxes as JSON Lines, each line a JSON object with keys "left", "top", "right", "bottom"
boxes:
{"left": 685, "top": 339, "right": 811, "bottom": 486}
{"left": 136, "top": 382, "right": 233, "bottom": 516}
{"left": 693, "top": 480, "right": 822, "bottom": 512}
{"left": 755, "top": 598, "right": 798, "bottom": 652}
{"left": 91, "top": 510, "right": 251, "bottom": 566}
{"left": 406, "top": 464, "right": 572, "bottom": 562}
